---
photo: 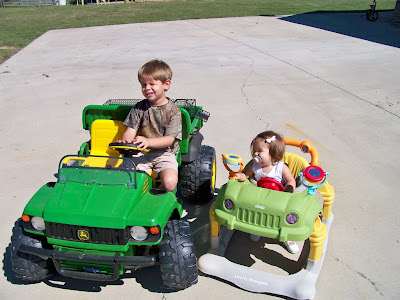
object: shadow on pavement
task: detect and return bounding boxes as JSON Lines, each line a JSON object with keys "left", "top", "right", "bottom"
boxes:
{"left": 43, "top": 266, "right": 166, "bottom": 293}
{"left": 225, "top": 231, "right": 310, "bottom": 275}
{"left": 182, "top": 190, "right": 216, "bottom": 258}
{"left": 279, "top": 11, "right": 400, "bottom": 48}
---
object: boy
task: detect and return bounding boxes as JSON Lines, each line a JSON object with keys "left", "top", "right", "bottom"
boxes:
{"left": 118, "top": 59, "right": 182, "bottom": 192}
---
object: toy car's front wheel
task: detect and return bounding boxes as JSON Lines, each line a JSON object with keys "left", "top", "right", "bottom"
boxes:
{"left": 159, "top": 220, "right": 198, "bottom": 290}
{"left": 179, "top": 145, "right": 216, "bottom": 203}
{"left": 10, "top": 219, "right": 54, "bottom": 282}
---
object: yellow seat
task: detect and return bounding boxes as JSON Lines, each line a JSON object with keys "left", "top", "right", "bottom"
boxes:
{"left": 88, "top": 119, "right": 154, "bottom": 179}
{"left": 85, "top": 119, "right": 127, "bottom": 168}
{"left": 88, "top": 119, "right": 159, "bottom": 182}
{"left": 282, "top": 152, "right": 310, "bottom": 179}
{"left": 90, "top": 119, "right": 126, "bottom": 157}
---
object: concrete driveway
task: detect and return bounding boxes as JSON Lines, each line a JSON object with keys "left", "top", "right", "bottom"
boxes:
{"left": 1, "top": 11, "right": 399, "bottom": 300}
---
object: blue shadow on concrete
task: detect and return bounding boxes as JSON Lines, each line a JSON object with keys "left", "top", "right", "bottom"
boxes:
{"left": 279, "top": 11, "right": 399, "bottom": 48}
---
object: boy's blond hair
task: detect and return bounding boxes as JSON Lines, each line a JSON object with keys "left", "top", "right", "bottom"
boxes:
{"left": 250, "top": 131, "right": 285, "bottom": 163}
{"left": 138, "top": 59, "right": 172, "bottom": 84}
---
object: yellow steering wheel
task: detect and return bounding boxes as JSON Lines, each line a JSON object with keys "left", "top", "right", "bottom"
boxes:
{"left": 109, "top": 142, "right": 149, "bottom": 157}
{"left": 222, "top": 154, "right": 244, "bottom": 179}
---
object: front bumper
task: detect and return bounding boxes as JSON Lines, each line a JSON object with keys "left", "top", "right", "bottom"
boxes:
{"left": 19, "top": 244, "right": 156, "bottom": 281}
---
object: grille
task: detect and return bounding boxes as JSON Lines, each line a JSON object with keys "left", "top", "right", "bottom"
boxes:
{"left": 237, "top": 207, "right": 281, "bottom": 229}
{"left": 46, "top": 222, "right": 129, "bottom": 245}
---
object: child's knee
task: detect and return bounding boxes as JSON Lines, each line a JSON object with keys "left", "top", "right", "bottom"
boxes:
{"left": 162, "top": 176, "right": 177, "bottom": 191}
{"left": 160, "top": 169, "right": 178, "bottom": 191}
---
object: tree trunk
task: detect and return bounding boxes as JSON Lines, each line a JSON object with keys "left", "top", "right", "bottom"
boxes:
{"left": 393, "top": 0, "right": 400, "bottom": 27}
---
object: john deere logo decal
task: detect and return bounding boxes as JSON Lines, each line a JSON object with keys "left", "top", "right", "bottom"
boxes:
{"left": 78, "top": 230, "right": 90, "bottom": 241}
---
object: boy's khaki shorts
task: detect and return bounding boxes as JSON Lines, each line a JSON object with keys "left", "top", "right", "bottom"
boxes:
{"left": 132, "top": 152, "right": 178, "bottom": 176}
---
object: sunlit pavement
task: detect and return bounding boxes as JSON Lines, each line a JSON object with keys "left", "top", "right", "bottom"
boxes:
{"left": 1, "top": 12, "right": 399, "bottom": 300}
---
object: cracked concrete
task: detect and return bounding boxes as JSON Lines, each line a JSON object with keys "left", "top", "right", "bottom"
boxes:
{"left": 239, "top": 54, "right": 270, "bottom": 129}
{"left": 333, "top": 255, "right": 383, "bottom": 296}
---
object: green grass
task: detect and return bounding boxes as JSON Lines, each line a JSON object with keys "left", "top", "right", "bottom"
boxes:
{"left": 0, "top": 0, "right": 396, "bottom": 63}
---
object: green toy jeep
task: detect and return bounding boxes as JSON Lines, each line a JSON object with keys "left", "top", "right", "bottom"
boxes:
{"left": 197, "top": 138, "right": 335, "bottom": 299}
{"left": 9, "top": 99, "right": 216, "bottom": 290}
{"left": 212, "top": 138, "right": 333, "bottom": 244}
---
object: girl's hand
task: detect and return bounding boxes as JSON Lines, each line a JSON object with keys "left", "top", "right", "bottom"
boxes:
{"left": 282, "top": 164, "right": 296, "bottom": 193}
{"left": 283, "top": 185, "right": 294, "bottom": 193}
{"left": 235, "top": 172, "right": 247, "bottom": 182}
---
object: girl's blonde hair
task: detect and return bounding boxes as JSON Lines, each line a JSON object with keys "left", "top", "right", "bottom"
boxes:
{"left": 250, "top": 131, "right": 285, "bottom": 163}
{"left": 138, "top": 59, "right": 172, "bottom": 84}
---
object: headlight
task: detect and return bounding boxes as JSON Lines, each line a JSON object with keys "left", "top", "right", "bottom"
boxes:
{"left": 31, "top": 216, "right": 45, "bottom": 231}
{"left": 286, "top": 213, "right": 298, "bottom": 225}
{"left": 130, "top": 226, "right": 148, "bottom": 241}
{"left": 224, "top": 198, "right": 234, "bottom": 210}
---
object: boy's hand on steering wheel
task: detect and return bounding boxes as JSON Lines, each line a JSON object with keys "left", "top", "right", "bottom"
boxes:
{"left": 133, "top": 136, "right": 149, "bottom": 150}
{"left": 116, "top": 139, "right": 133, "bottom": 144}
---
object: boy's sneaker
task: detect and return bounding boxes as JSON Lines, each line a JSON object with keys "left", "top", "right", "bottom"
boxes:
{"left": 283, "top": 241, "right": 299, "bottom": 254}
{"left": 250, "top": 234, "right": 261, "bottom": 242}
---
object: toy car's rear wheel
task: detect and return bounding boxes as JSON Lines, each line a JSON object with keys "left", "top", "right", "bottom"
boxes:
{"left": 10, "top": 219, "right": 54, "bottom": 282}
{"left": 159, "top": 220, "right": 198, "bottom": 290}
{"left": 179, "top": 145, "right": 216, "bottom": 203}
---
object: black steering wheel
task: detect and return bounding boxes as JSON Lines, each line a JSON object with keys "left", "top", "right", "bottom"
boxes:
{"left": 109, "top": 142, "right": 149, "bottom": 157}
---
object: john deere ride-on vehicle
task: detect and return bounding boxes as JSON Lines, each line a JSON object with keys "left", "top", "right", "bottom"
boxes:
{"left": 10, "top": 99, "right": 216, "bottom": 290}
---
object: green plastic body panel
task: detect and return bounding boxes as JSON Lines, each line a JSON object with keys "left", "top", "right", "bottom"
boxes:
{"left": 42, "top": 168, "right": 147, "bottom": 228}
{"left": 23, "top": 183, "right": 55, "bottom": 219}
{"left": 55, "top": 245, "right": 132, "bottom": 275}
{"left": 23, "top": 160, "right": 182, "bottom": 251}
{"left": 82, "top": 105, "right": 131, "bottom": 132}
{"left": 126, "top": 190, "right": 183, "bottom": 227}
{"left": 48, "top": 238, "right": 132, "bottom": 252}
{"left": 214, "top": 180, "right": 322, "bottom": 242}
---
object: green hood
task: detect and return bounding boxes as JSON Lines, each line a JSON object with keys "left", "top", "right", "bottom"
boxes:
{"left": 43, "top": 181, "right": 143, "bottom": 229}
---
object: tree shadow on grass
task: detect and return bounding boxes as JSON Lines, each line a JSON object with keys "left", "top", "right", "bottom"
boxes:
{"left": 278, "top": 10, "right": 400, "bottom": 48}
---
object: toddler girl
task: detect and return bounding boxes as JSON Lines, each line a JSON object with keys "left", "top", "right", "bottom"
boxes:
{"left": 235, "top": 131, "right": 298, "bottom": 254}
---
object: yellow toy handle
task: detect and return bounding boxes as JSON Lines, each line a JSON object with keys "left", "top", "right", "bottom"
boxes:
{"left": 222, "top": 154, "right": 244, "bottom": 179}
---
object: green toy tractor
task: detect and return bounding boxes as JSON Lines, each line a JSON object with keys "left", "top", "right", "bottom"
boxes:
{"left": 9, "top": 99, "right": 216, "bottom": 290}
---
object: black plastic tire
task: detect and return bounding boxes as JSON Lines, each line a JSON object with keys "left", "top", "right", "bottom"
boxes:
{"left": 179, "top": 145, "right": 216, "bottom": 203}
{"left": 159, "top": 220, "right": 198, "bottom": 290}
{"left": 10, "top": 219, "right": 54, "bottom": 282}
{"left": 366, "top": 10, "right": 378, "bottom": 21}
